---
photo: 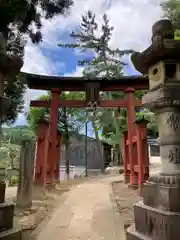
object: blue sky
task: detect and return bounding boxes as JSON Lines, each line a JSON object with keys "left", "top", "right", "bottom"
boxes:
{"left": 15, "top": 0, "right": 163, "bottom": 135}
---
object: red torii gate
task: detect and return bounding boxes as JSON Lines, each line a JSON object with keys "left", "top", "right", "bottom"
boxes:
{"left": 24, "top": 72, "right": 149, "bottom": 189}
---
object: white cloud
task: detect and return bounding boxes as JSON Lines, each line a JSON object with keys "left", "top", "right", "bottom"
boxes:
{"left": 107, "top": 0, "right": 163, "bottom": 51}
{"left": 17, "top": 0, "right": 164, "bottom": 125}
{"left": 22, "top": 42, "right": 65, "bottom": 75}
{"left": 39, "top": 0, "right": 163, "bottom": 51}
{"left": 23, "top": 0, "right": 164, "bottom": 78}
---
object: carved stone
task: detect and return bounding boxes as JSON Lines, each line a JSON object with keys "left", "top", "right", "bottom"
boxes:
{"left": 143, "top": 182, "right": 180, "bottom": 212}
{"left": 133, "top": 201, "right": 180, "bottom": 239}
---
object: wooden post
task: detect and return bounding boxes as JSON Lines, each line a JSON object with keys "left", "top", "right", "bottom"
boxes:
{"left": 136, "top": 123, "right": 144, "bottom": 186}
{"left": 16, "top": 140, "right": 35, "bottom": 209}
{"left": 141, "top": 120, "right": 150, "bottom": 181}
{"left": 123, "top": 131, "right": 129, "bottom": 183}
{"left": 55, "top": 131, "right": 61, "bottom": 182}
{"left": 125, "top": 88, "right": 138, "bottom": 187}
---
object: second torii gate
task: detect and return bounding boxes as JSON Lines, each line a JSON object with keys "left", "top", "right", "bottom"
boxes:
{"left": 24, "top": 73, "right": 149, "bottom": 189}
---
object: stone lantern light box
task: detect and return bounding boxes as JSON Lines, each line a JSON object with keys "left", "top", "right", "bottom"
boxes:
{"left": 148, "top": 60, "right": 180, "bottom": 91}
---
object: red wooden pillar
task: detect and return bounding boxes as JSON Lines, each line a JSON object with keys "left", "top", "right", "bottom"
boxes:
{"left": 34, "top": 120, "right": 49, "bottom": 185}
{"left": 125, "top": 88, "right": 138, "bottom": 186}
{"left": 54, "top": 130, "right": 61, "bottom": 182}
{"left": 135, "top": 119, "right": 149, "bottom": 188}
{"left": 141, "top": 120, "right": 150, "bottom": 181}
{"left": 123, "top": 131, "right": 130, "bottom": 183}
{"left": 47, "top": 89, "right": 61, "bottom": 184}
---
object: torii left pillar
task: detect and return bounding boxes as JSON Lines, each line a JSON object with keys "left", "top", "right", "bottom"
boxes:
{"left": 33, "top": 120, "right": 49, "bottom": 199}
{"left": 46, "top": 89, "right": 61, "bottom": 187}
{"left": 33, "top": 122, "right": 61, "bottom": 198}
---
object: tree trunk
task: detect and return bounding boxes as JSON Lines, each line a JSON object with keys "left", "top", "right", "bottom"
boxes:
{"left": 16, "top": 140, "right": 35, "bottom": 209}
{"left": 103, "top": 53, "right": 124, "bottom": 165}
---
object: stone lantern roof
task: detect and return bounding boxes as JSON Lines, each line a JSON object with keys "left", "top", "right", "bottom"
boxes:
{"left": 131, "top": 19, "right": 180, "bottom": 74}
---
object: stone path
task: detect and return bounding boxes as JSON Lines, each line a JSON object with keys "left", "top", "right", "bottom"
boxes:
{"left": 36, "top": 175, "right": 125, "bottom": 240}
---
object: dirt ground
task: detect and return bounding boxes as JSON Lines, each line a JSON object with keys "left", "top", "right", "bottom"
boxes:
{"left": 112, "top": 181, "right": 141, "bottom": 230}
{"left": 5, "top": 174, "right": 141, "bottom": 239}
{"left": 20, "top": 174, "right": 141, "bottom": 240}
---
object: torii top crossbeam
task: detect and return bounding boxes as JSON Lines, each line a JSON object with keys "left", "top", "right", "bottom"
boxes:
{"left": 23, "top": 72, "right": 149, "bottom": 91}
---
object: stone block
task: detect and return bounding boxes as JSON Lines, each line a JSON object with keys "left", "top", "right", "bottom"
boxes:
{"left": 134, "top": 201, "right": 180, "bottom": 240}
{"left": 143, "top": 182, "right": 180, "bottom": 212}
{"left": 0, "top": 202, "right": 14, "bottom": 232}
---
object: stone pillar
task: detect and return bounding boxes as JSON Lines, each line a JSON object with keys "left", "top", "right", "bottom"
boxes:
{"left": 17, "top": 140, "right": 35, "bottom": 209}
{"left": 126, "top": 19, "right": 180, "bottom": 240}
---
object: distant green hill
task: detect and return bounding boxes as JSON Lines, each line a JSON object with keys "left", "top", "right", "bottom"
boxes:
{"left": 2, "top": 126, "right": 35, "bottom": 145}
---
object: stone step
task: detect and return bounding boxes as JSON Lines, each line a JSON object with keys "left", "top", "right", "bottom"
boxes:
{"left": 134, "top": 201, "right": 180, "bottom": 240}
{"left": 126, "top": 224, "right": 151, "bottom": 240}
{"left": 0, "top": 202, "right": 14, "bottom": 232}
{"left": 0, "top": 227, "right": 21, "bottom": 240}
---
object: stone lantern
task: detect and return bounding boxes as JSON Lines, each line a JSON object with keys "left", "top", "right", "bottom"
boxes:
{"left": 127, "top": 20, "right": 180, "bottom": 239}
{"left": 0, "top": 33, "right": 23, "bottom": 239}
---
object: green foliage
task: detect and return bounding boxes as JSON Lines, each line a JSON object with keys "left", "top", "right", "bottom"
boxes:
{"left": 4, "top": 73, "right": 26, "bottom": 125}
{"left": 161, "top": 0, "right": 180, "bottom": 31}
{"left": 28, "top": 92, "right": 85, "bottom": 138}
{"left": 0, "top": 126, "right": 35, "bottom": 169}
{"left": 0, "top": 0, "right": 73, "bottom": 125}
{"left": 27, "top": 95, "right": 50, "bottom": 133}
{"left": 0, "top": 0, "right": 73, "bottom": 44}
{"left": 11, "top": 176, "right": 19, "bottom": 186}
{"left": 0, "top": 142, "right": 20, "bottom": 168}
{"left": 2, "top": 126, "right": 35, "bottom": 144}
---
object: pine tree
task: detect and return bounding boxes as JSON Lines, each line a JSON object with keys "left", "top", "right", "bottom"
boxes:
{"left": 58, "top": 11, "right": 133, "bottom": 165}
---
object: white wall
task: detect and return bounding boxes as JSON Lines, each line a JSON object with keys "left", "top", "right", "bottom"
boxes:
{"left": 148, "top": 145, "right": 161, "bottom": 166}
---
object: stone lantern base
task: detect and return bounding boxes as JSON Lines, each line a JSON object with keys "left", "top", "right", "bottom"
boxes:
{"left": 126, "top": 177, "right": 180, "bottom": 239}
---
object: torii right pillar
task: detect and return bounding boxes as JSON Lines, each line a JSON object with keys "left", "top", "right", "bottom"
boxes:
{"left": 127, "top": 20, "right": 180, "bottom": 239}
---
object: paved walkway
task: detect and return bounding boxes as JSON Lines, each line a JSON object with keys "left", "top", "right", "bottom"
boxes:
{"left": 36, "top": 175, "right": 125, "bottom": 240}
